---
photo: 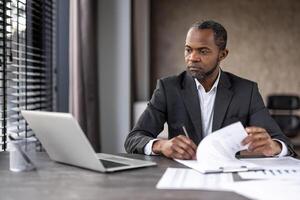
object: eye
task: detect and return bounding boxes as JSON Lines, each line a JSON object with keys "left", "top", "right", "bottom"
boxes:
{"left": 185, "top": 48, "right": 192, "bottom": 54}
{"left": 199, "top": 49, "right": 210, "bottom": 55}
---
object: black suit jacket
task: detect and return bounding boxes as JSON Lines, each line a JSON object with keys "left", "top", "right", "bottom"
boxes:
{"left": 125, "top": 70, "right": 295, "bottom": 155}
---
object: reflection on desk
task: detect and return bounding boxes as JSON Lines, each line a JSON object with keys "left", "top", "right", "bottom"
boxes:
{"left": 0, "top": 152, "right": 250, "bottom": 200}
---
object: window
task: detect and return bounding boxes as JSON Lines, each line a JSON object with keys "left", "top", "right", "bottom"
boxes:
{"left": 0, "top": 0, "right": 55, "bottom": 151}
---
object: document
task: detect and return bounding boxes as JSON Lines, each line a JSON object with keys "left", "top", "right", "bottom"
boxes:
{"left": 237, "top": 157, "right": 300, "bottom": 179}
{"left": 224, "top": 179, "right": 300, "bottom": 200}
{"left": 156, "top": 168, "right": 233, "bottom": 190}
{"left": 176, "top": 122, "right": 261, "bottom": 173}
{"left": 238, "top": 169, "right": 300, "bottom": 179}
{"left": 240, "top": 156, "right": 300, "bottom": 169}
{"left": 175, "top": 159, "right": 259, "bottom": 173}
{"left": 157, "top": 168, "right": 300, "bottom": 199}
{"left": 197, "top": 121, "right": 248, "bottom": 161}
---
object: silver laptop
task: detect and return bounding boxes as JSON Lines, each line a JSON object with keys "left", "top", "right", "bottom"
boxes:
{"left": 21, "top": 110, "right": 156, "bottom": 172}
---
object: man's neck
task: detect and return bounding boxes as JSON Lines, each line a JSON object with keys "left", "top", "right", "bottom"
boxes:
{"left": 198, "top": 68, "right": 220, "bottom": 92}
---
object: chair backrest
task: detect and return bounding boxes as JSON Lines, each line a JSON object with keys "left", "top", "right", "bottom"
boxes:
{"left": 267, "top": 95, "right": 300, "bottom": 137}
{"left": 267, "top": 95, "right": 300, "bottom": 110}
{"left": 133, "top": 101, "right": 168, "bottom": 139}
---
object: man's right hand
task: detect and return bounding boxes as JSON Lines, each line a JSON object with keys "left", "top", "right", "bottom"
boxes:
{"left": 152, "top": 135, "right": 197, "bottom": 160}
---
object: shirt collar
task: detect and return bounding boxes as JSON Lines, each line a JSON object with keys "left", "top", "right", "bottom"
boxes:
{"left": 194, "top": 68, "right": 221, "bottom": 93}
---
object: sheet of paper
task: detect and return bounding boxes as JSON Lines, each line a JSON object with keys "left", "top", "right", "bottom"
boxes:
{"left": 224, "top": 179, "right": 300, "bottom": 200}
{"left": 196, "top": 122, "right": 248, "bottom": 163}
{"left": 156, "top": 168, "right": 233, "bottom": 190}
{"left": 175, "top": 158, "right": 259, "bottom": 173}
{"left": 237, "top": 157, "right": 300, "bottom": 179}
{"left": 241, "top": 156, "right": 300, "bottom": 169}
{"left": 238, "top": 169, "right": 300, "bottom": 179}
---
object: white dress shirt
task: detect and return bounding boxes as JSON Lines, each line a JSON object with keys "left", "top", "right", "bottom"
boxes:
{"left": 195, "top": 69, "right": 220, "bottom": 137}
{"left": 144, "top": 70, "right": 288, "bottom": 156}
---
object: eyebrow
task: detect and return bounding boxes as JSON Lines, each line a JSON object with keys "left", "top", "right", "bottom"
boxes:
{"left": 185, "top": 45, "right": 211, "bottom": 50}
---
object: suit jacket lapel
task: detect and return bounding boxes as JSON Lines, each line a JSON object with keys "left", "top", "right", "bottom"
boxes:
{"left": 212, "top": 71, "right": 233, "bottom": 131}
{"left": 180, "top": 72, "right": 203, "bottom": 141}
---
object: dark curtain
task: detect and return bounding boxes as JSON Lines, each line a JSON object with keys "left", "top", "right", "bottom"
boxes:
{"left": 69, "top": 0, "right": 100, "bottom": 152}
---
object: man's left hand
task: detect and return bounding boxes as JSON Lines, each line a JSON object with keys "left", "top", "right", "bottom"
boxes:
{"left": 241, "top": 126, "right": 282, "bottom": 156}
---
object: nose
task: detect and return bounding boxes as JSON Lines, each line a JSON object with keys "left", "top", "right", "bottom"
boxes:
{"left": 189, "top": 51, "right": 201, "bottom": 62}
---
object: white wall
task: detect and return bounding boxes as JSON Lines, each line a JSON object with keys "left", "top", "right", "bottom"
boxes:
{"left": 98, "top": 0, "right": 131, "bottom": 153}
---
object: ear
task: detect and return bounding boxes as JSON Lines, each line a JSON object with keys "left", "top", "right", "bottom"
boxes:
{"left": 219, "top": 49, "right": 229, "bottom": 61}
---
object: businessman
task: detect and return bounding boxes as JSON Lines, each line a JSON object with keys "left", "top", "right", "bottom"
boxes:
{"left": 125, "top": 20, "right": 295, "bottom": 160}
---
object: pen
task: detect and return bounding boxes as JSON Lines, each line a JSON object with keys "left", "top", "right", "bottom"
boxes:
{"left": 182, "top": 125, "right": 189, "bottom": 138}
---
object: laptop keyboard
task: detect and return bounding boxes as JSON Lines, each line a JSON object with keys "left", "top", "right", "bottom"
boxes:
{"left": 99, "top": 159, "right": 129, "bottom": 168}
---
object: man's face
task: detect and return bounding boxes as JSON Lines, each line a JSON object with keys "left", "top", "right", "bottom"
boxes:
{"left": 184, "top": 28, "right": 223, "bottom": 81}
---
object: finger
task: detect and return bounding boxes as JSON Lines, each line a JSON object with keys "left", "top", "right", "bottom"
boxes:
{"left": 252, "top": 145, "right": 274, "bottom": 156}
{"left": 170, "top": 142, "right": 193, "bottom": 159}
{"left": 177, "top": 142, "right": 196, "bottom": 158}
{"left": 242, "top": 132, "right": 269, "bottom": 145}
{"left": 246, "top": 133, "right": 269, "bottom": 143}
{"left": 248, "top": 139, "right": 269, "bottom": 152}
{"left": 172, "top": 151, "right": 189, "bottom": 160}
{"left": 170, "top": 151, "right": 182, "bottom": 159}
{"left": 177, "top": 135, "right": 198, "bottom": 151}
{"left": 177, "top": 135, "right": 197, "bottom": 150}
{"left": 245, "top": 127, "right": 266, "bottom": 134}
{"left": 171, "top": 142, "right": 195, "bottom": 159}
{"left": 187, "top": 139, "right": 198, "bottom": 151}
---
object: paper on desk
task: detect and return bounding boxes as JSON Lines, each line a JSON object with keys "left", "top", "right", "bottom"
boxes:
{"left": 224, "top": 179, "right": 300, "bottom": 200}
{"left": 175, "top": 158, "right": 259, "bottom": 174}
{"left": 156, "top": 168, "right": 233, "bottom": 190}
{"left": 157, "top": 168, "right": 300, "bottom": 199}
{"left": 175, "top": 122, "right": 260, "bottom": 173}
{"left": 237, "top": 157, "right": 300, "bottom": 179}
{"left": 241, "top": 156, "right": 300, "bottom": 169}
{"left": 238, "top": 169, "right": 300, "bottom": 179}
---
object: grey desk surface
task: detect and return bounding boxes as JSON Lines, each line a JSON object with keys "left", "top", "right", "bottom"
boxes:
{"left": 0, "top": 152, "right": 250, "bottom": 200}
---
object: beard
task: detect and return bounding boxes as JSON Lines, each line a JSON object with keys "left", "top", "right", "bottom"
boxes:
{"left": 187, "top": 61, "right": 219, "bottom": 82}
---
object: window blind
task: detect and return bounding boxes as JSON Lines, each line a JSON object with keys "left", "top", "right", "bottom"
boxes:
{"left": 0, "top": 0, "right": 55, "bottom": 151}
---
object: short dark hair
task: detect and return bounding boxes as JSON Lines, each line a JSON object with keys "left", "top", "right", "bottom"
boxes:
{"left": 190, "top": 20, "right": 227, "bottom": 50}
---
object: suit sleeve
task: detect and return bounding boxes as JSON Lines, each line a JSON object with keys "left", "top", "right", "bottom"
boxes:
{"left": 248, "top": 83, "right": 297, "bottom": 156}
{"left": 124, "top": 79, "right": 167, "bottom": 154}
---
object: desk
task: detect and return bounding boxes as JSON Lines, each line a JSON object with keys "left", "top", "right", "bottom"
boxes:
{"left": 0, "top": 152, "right": 250, "bottom": 200}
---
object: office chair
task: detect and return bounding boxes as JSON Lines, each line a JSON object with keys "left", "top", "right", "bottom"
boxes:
{"left": 267, "top": 95, "right": 300, "bottom": 138}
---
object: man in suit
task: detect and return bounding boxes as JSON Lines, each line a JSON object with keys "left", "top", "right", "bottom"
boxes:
{"left": 124, "top": 20, "right": 295, "bottom": 160}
